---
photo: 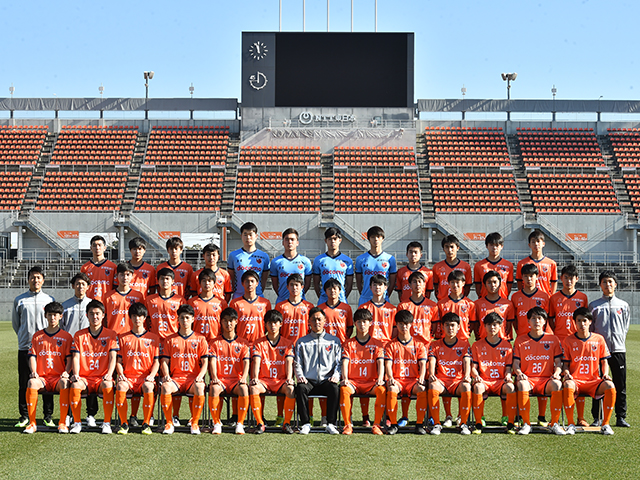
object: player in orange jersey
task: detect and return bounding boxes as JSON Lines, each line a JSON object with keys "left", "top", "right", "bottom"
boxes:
{"left": 395, "top": 242, "right": 433, "bottom": 303}
{"left": 432, "top": 235, "right": 472, "bottom": 301}
{"left": 115, "top": 302, "right": 160, "bottom": 435}
{"left": 104, "top": 263, "right": 145, "bottom": 335}
{"left": 436, "top": 270, "right": 476, "bottom": 341}
{"left": 208, "top": 307, "right": 251, "bottom": 435}
{"left": 512, "top": 307, "right": 564, "bottom": 435}
{"left": 318, "top": 278, "right": 353, "bottom": 344}
{"left": 474, "top": 232, "right": 513, "bottom": 299}
{"left": 516, "top": 229, "right": 557, "bottom": 296}
{"left": 360, "top": 275, "right": 396, "bottom": 343}
{"left": 190, "top": 243, "right": 232, "bottom": 303}
{"left": 385, "top": 309, "right": 428, "bottom": 435}
{"left": 229, "top": 270, "right": 272, "bottom": 346}
{"left": 470, "top": 312, "right": 517, "bottom": 434}
{"left": 126, "top": 237, "right": 157, "bottom": 299}
{"left": 340, "top": 308, "right": 386, "bottom": 435}
{"left": 69, "top": 300, "right": 118, "bottom": 434}
{"left": 249, "top": 310, "right": 296, "bottom": 434}
{"left": 23, "top": 302, "right": 73, "bottom": 434}
{"left": 188, "top": 268, "right": 227, "bottom": 342}
{"left": 145, "top": 268, "right": 185, "bottom": 341}
{"left": 511, "top": 263, "right": 551, "bottom": 336}
{"left": 474, "top": 271, "right": 515, "bottom": 340}
{"left": 156, "top": 236, "right": 193, "bottom": 299}
{"left": 562, "top": 307, "right": 616, "bottom": 435}
{"left": 427, "top": 312, "right": 472, "bottom": 435}
{"left": 81, "top": 235, "right": 116, "bottom": 303}
{"left": 276, "top": 273, "right": 314, "bottom": 344}
{"left": 159, "top": 304, "right": 208, "bottom": 435}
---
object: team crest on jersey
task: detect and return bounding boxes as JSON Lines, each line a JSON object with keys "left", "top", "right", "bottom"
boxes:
{"left": 381, "top": 262, "right": 388, "bottom": 268}
{"left": 460, "top": 305, "right": 468, "bottom": 313}
{"left": 171, "top": 304, "right": 177, "bottom": 310}
{"left": 105, "top": 269, "right": 111, "bottom": 276}
{"left": 499, "top": 305, "right": 507, "bottom": 313}
{"left": 500, "top": 350, "right": 506, "bottom": 357}
{"left": 339, "top": 262, "right": 346, "bottom": 268}
{"left": 257, "top": 258, "right": 262, "bottom": 264}
{"left": 368, "top": 346, "right": 375, "bottom": 355}
{"left": 455, "top": 349, "right": 462, "bottom": 357}
{"left": 57, "top": 339, "right": 63, "bottom": 347}
{"left": 142, "top": 271, "right": 148, "bottom": 279}
{"left": 144, "top": 340, "right": 151, "bottom": 348}
{"left": 217, "top": 278, "right": 223, "bottom": 284}
{"left": 234, "top": 345, "right": 241, "bottom": 354}
{"left": 191, "top": 341, "right": 199, "bottom": 349}
{"left": 384, "top": 310, "right": 390, "bottom": 318}
{"left": 540, "top": 265, "right": 549, "bottom": 273}
{"left": 591, "top": 343, "right": 598, "bottom": 351}
{"left": 301, "top": 308, "right": 307, "bottom": 316}
{"left": 536, "top": 300, "right": 542, "bottom": 306}
{"left": 543, "top": 343, "right": 550, "bottom": 350}
{"left": 278, "top": 348, "right": 285, "bottom": 356}
{"left": 257, "top": 305, "right": 264, "bottom": 312}
{"left": 298, "top": 264, "right": 304, "bottom": 270}
{"left": 338, "top": 310, "right": 345, "bottom": 318}
{"left": 101, "top": 339, "right": 107, "bottom": 347}
{"left": 616, "top": 309, "right": 623, "bottom": 315}
{"left": 574, "top": 300, "right": 581, "bottom": 308}
{"left": 325, "top": 346, "right": 332, "bottom": 352}
{"left": 180, "top": 272, "right": 185, "bottom": 278}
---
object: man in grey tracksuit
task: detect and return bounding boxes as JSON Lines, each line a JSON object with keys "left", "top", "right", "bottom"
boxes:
{"left": 589, "top": 270, "right": 631, "bottom": 427}
{"left": 295, "top": 307, "right": 342, "bottom": 434}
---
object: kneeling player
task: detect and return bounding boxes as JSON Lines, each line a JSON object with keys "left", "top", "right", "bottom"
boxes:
{"left": 512, "top": 306, "right": 564, "bottom": 435}
{"left": 70, "top": 300, "right": 119, "bottom": 434}
{"left": 249, "top": 310, "right": 296, "bottom": 434}
{"left": 562, "top": 307, "right": 616, "bottom": 435}
{"left": 340, "top": 308, "right": 386, "bottom": 435}
{"left": 470, "top": 312, "right": 517, "bottom": 434}
{"left": 159, "top": 304, "right": 208, "bottom": 435}
{"left": 24, "top": 302, "right": 73, "bottom": 434}
{"left": 385, "top": 310, "right": 428, "bottom": 435}
{"left": 427, "top": 312, "right": 472, "bottom": 435}
{"left": 209, "top": 307, "right": 251, "bottom": 435}
{"left": 115, "top": 302, "right": 160, "bottom": 435}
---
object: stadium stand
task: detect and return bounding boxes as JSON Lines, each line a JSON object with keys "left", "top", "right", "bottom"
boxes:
{"left": 35, "top": 170, "right": 127, "bottom": 211}
{"left": 0, "top": 125, "right": 47, "bottom": 165}
{"left": 0, "top": 170, "right": 32, "bottom": 210}
{"left": 145, "top": 126, "right": 229, "bottom": 166}
{"left": 517, "top": 127, "right": 605, "bottom": 168}
{"left": 424, "top": 126, "right": 509, "bottom": 167}
{"left": 430, "top": 172, "right": 521, "bottom": 213}
{"left": 234, "top": 170, "right": 321, "bottom": 211}
{"left": 239, "top": 145, "right": 320, "bottom": 166}
{"left": 608, "top": 128, "right": 640, "bottom": 168}
{"left": 527, "top": 173, "right": 620, "bottom": 213}
{"left": 333, "top": 146, "right": 415, "bottom": 167}
{"left": 135, "top": 169, "right": 224, "bottom": 211}
{"left": 621, "top": 174, "right": 640, "bottom": 214}
{"left": 50, "top": 125, "right": 137, "bottom": 165}
{"left": 334, "top": 171, "right": 421, "bottom": 212}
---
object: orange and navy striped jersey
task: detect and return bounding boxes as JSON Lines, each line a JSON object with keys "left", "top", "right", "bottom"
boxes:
{"left": 161, "top": 331, "right": 208, "bottom": 379}
{"left": 474, "top": 296, "right": 515, "bottom": 340}
{"left": 511, "top": 288, "right": 551, "bottom": 335}
{"left": 318, "top": 301, "right": 353, "bottom": 344}
{"left": 360, "top": 300, "right": 396, "bottom": 344}
{"left": 229, "top": 296, "right": 272, "bottom": 345}
{"left": 471, "top": 337, "right": 513, "bottom": 381}
{"left": 562, "top": 332, "right": 610, "bottom": 382}
{"left": 276, "top": 299, "right": 314, "bottom": 344}
{"left": 81, "top": 259, "right": 116, "bottom": 303}
{"left": 395, "top": 265, "right": 434, "bottom": 303}
{"left": 436, "top": 296, "right": 476, "bottom": 340}
{"left": 145, "top": 293, "right": 185, "bottom": 339}
{"left": 342, "top": 336, "right": 385, "bottom": 383}
{"left": 385, "top": 337, "right": 427, "bottom": 380}
{"left": 473, "top": 257, "right": 514, "bottom": 299}
{"left": 118, "top": 330, "right": 160, "bottom": 378}
{"left": 188, "top": 295, "right": 227, "bottom": 341}
{"left": 428, "top": 337, "right": 471, "bottom": 381}
{"left": 209, "top": 335, "right": 250, "bottom": 381}
{"left": 103, "top": 288, "right": 145, "bottom": 336}
{"left": 190, "top": 267, "right": 232, "bottom": 301}
{"left": 549, "top": 290, "right": 589, "bottom": 339}
{"left": 432, "top": 259, "right": 472, "bottom": 301}
{"left": 513, "top": 332, "right": 563, "bottom": 378}
{"left": 397, "top": 297, "right": 439, "bottom": 344}
{"left": 516, "top": 256, "right": 558, "bottom": 296}
{"left": 156, "top": 261, "right": 193, "bottom": 298}
{"left": 72, "top": 326, "right": 119, "bottom": 377}
{"left": 251, "top": 335, "right": 294, "bottom": 381}
{"left": 29, "top": 328, "right": 73, "bottom": 377}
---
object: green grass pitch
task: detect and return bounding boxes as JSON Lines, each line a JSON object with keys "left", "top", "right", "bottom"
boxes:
{"left": 0, "top": 322, "right": 638, "bottom": 480}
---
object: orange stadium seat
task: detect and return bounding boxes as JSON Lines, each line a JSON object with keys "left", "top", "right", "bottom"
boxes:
{"left": 516, "top": 127, "right": 605, "bottom": 168}
{"left": 431, "top": 172, "right": 521, "bottom": 213}
{"left": 424, "top": 126, "right": 509, "bottom": 168}
{"left": 146, "top": 126, "right": 229, "bottom": 166}
{"left": 35, "top": 170, "right": 127, "bottom": 211}
{"left": 0, "top": 125, "right": 47, "bottom": 165}
{"left": 527, "top": 173, "right": 620, "bottom": 213}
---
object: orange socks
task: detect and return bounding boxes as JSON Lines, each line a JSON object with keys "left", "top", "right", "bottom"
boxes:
{"left": 416, "top": 391, "right": 427, "bottom": 424}
{"left": 116, "top": 390, "right": 128, "bottom": 424}
{"left": 472, "top": 393, "right": 484, "bottom": 424}
{"left": 360, "top": 397, "right": 370, "bottom": 417}
{"left": 250, "top": 394, "right": 264, "bottom": 425}
{"left": 172, "top": 396, "right": 182, "bottom": 419}
{"left": 26, "top": 387, "right": 38, "bottom": 426}
{"left": 550, "top": 391, "right": 562, "bottom": 425}
{"left": 130, "top": 396, "right": 141, "bottom": 417}
{"left": 506, "top": 392, "right": 517, "bottom": 423}
{"left": 459, "top": 391, "right": 471, "bottom": 425}
{"left": 237, "top": 395, "right": 249, "bottom": 425}
{"left": 161, "top": 393, "right": 173, "bottom": 424}
{"left": 70, "top": 388, "right": 83, "bottom": 423}
{"left": 191, "top": 395, "right": 205, "bottom": 426}
{"left": 143, "top": 392, "right": 155, "bottom": 425}
{"left": 340, "top": 387, "right": 352, "bottom": 425}
{"left": 576, "top": 396, "right": 586, "bottom": 421}
{"left": 59, "top": 388, "right": 70, "bottom": 427}
{"left": 538, "top": 396, "right": 547, "bottom": 418}
{"left": 401, "top": 397, "right": 411, "bottom": 419}
{"left": 603, "top": 388, "right": 616, "bottom": 426}
{"left": 517, "top": 390, "right": 531, "bottom": 425}
{"left": 386, "top": 391, "right": 398, "bottom": 424}
{"left": 102, "top": 387, "right": 114, "bottom": 423}
{"left": 428, "top": 389, "right": 440, "bottom": 424}
{"left": 443, "top": 396, "right": 452, "bottom": 417}
{"left": 209, "top": 396, "right": 221, "bottom": 424}
{"left": 563, "top": 388, "right": 576, "bottom": 425}
{"left": 283, "top": 396, "right": 295, "bottom": 425}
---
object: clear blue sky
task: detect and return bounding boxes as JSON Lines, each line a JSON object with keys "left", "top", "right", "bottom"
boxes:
{"left": 1, "top": 0, "right": 637, "bottom": 101}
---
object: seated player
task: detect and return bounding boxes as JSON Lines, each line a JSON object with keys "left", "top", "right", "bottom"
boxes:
{"left": 188, "top": 268, "right": 227, "bottom": 342}
{"left": 69, "top": 300, "right": 118, "bottom": 434}
{"left": 115, "top": 302, "right": 160, "bottom": 435}
{"left": 360, "top": 275, "right": 397, "bottom": 344}
{"left": 470, "top": 312, "right": 517, "bottom": 434}
{"left": 385, "top": 310, "right": 428, "bottom": 435}
{"left": 249, "top": 310, "right": 296, "bottom": 434}
{"left": 229, "top": 270, "right": 272, "bottom": 346}
{"left": 208, "top": 307, "right": 251, "bottom": 435}
{"left": 340, "top": 308, "right": 386, "bottom": 435}
{"left": 159, "top": 304, "right": 208, "bottom": 435}
{"left": 104, "top": 262, "right": 144, "bottom": 336}
{"left": 473, "top": 271, "right": 515, "bottom": 340}
{"left": 562, "top": 307, "right": 617, "bottom": 436}
{"left": 427, "top": 312, "right": 472, "bottom": 435}
{"left": 512, "top": 307, "right": 564, "bottom": 435}
{"left": 23, "top": 302, "right": 73, "bottom": 434}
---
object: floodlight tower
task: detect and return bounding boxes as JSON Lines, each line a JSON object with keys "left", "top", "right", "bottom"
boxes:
{"left": 551, "top": 85, "right": 557, "bottom": 122}
{"left": 501, "top": 72, "right": 517, "bottom": 121}
{"left": 461, "top": 85, "right": 467, "bottom": 120}
{"left": 144, "top": 71, "right": 154, "bottom": 120}
{"left": 9, "top": 84, "right": 15, "bottom": 119}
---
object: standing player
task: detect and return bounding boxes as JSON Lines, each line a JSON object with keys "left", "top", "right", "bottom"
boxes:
{"left": 103, "top": 263, "right": 145, "bottom": 336}
{"left": 23, "top": 302, "right": 73, "bottom": 434}
{"left": 208, "top": 307, "right": 251, "bottom": 435}
{"left": 562, "top": 307, "right": 617, "bottom": 435}
{"left": 512, "top": 307, "right": 565, "bottom": 435}
{"left": 229, "top": 270, "right": 272, "bottom": 346}
{"left": 436, "top": 270, "right": 476, "bottom": 342}
{"left": 249, "top": 310, "right": 296, "bottom": 434}
{"left": 432, "top": 235, "right": 472, "bottom": 301}
{"left": 516, "top": 229, "right": 558, "bottom": 296}
{"left": 156, "top": 237, "right": 193, "bottom": 299}
{"left": 427, "top": 312, "right": 473, "bottom": 435}
{"left": 81, "top": 235, "right": 116, "bottom": 303}
{"left": 511, "top": 263, "right": 551, "bottom": 336}
{"left": 126, "top": 237, "right": 157, "bottom": 299}
{"left": 474, "top": 271, "right": 515, "bottom": 340}
{"left": 61, "top": 272, "right": 91, "bottom": 336}
{"left": 188, "top": 268, "right": 227, "bottom": 342}
{"left": 145, "top": 268, "right": 185, "bottom": 340}
{"left": 473, "top": 232, "right": 513, "bottom": 299}
{"left": 227, "top": 222, "right": 271, "bottom": 299}
{"left": 395, "top": 241, "right": 433, "bottom": 303}
{"left": 159, "top": 304, "right": 208, "bottom": 435}
{"left": 69, "top": 300, "right": 118, "bottom": 434}
{"left": 385, "top": 310, "right": 429, "bottom": 435}
{"left": 271, "top": 228, "right": 312, "bottom": 304}
{"left": 318, "top": 278, "right": 354, "bottom": 344}
{"left": 340, "top": 308, "right": 386, "bottom": 435}
{"left": 313, "top": 227, "right": 354, "bottom": 306}
{"left": 360, "top": 275, "right": 397, "bottom": 344}
{"left": 355, "top": 226, "right": 397, "bottom": 306}
{"left": 276, "top": 274, "right": 313, "bottom": 344}
{"left": 115, "top": 302, "right": 160, "bottom": 435}
{"left": 190, "top": 243, "right": 232, "bottom": 303}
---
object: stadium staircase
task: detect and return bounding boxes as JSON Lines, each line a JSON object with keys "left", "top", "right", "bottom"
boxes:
{"left": 119, "top": 131, "right": 149, "bottom": 214}
{"left": 320, "top": 152, "right": 335, "bottom": 223}
{"left": 505, "top": 135, "right": 534, "bottom": 214}
{"left": 220, "top": 137, "right": 240, "bottom": 217}
{"left": 597, "top": 134, "right": 634, "bottom": 216}
{"left": 18, "top": 131, "right": 57, "bottom": 217}
{"left": 415, "top": 133, "right": 435, "bottom": 222}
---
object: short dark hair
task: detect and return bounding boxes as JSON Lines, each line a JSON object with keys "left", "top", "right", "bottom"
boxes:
{"left": 353, "top": 308, "right": 373, "bottom": 322}
{"left": 70, "top": 272, "right": 90, "bottom": 286}
{"left": 116, "top": 262, "right": 135, "bottom": 274}
{"left": 86, "top": 300, "right": 105, "bottom": 315}
{"left": 369, "top": 274, "right": 388, "bottom": 287}
{"left": 485, "top": 232, "right": 504, "bottom": 246}
{"left": 264, "top": 309, "right": 283, "bottom": 324}
{"left": 406, "top": 241, "right": 423, "bottom": 253}
{"left": 44, "top": 301, "right": 64, "bottom": 315}
{"left": 240, "top": 222, "right": 258, "bottom": 234}
{"left": 483, "top": 270, "right": 502, "bottom": 285}
{"left": 129, "top": 302, "right": 148, "bottom": 318}
{"left": 166, "top": 236, "right": 183, "bottom": 250}
{"left": 441, "top": 312, "right": 460, "bottom": 325}
{"left": 408, "top": 271, "right": 426, "bottom": 284}
{"left": 282, "top": 228, "right": 299, "bottom": 239}
{"left": 395, "top": 309, "right": 414, "bottom": 324}
{"left": 367, "top": 226, "right": 385, "bottom": 239}
{"left": 177, "top": 304, "right": 195, "bottom": 317}
{"left": 599, "top": 270, "right": 618, "bottom": 285}
{"left": 441, "top": 235, "right": 459, "bottom": 249}
{"left": 527, "top": 306, "right": 548, "bottom": 320}
{"left": 323, "top": 278, "right": 342, "bottom": 292}
{"left": 198, "top": 268, "right": 216, "bottom": 283}
{"left": 309, "top": 307, "right": 326, "bottom": 319}
{"left": 573, "top": 307, "right": 592, "bottom": 322}
{"left": 528, "top": 229, "right": 545, "bottom": 243}
{"left": 483, "top": 312, "right": 503, "bottom": 325}
{"left": 286, "top": 273, "right": 303, "bottom": 286}
{"left": 561, "top": 265, "right": 579, "bottom": 278}
{"left": 241, "top": 270, "right": 260, "bottom": 284}
{"left": 221, "top": 307, "right": 238, "bottom": 321}
{"left": 157, "top": 267, "right": 175, "bottom": 280}
{"left": 202, "top": 243, "right": 220, "bottom": 255}
{"left": 447, "top": 270, "right": 466, "bottom": 283}
{"left": 28, "top": 265, "right": 45, "bottom": 279}
{"left": 129, "top": 237, "right": 147, "bottom": 250}
{"left": 324, "top": 227, "right": 342, "bottom": 240}
{"left": 90, "top": 235, "right": 106, "bottom": 246}
{"left": 521, "top": 263, "right": 538, "bottom": 276}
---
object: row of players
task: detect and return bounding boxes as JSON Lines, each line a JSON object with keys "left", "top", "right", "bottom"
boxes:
{"left": 23, "top": 289, "right": 616, "bottom": 436}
